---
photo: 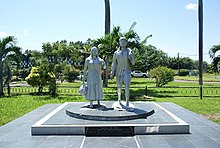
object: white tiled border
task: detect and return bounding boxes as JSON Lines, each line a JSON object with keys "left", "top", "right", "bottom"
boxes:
{"left": 31, "top": 102, "right": 190, "bottom": 135}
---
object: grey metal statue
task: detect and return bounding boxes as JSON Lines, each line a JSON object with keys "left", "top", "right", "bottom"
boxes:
{"left": 82, "top": 47, "right": 106, "bottom": 108}
{"left": 110, "top": 37, "right": 135, "bottom": 110}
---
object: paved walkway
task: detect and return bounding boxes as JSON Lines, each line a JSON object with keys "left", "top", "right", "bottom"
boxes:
{"left": 0, "top": 102, "right": 219, "bottom": 148}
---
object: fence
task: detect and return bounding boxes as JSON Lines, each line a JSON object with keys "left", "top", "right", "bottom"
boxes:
{"left": 145, "top": 86, "right": 220, "bottom": 97}
{"left": 3, "top": 85, "right": 220, "bottom": 98}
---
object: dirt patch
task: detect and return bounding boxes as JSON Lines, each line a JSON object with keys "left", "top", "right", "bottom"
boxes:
{"left": 201, "top": 113, "right": 220, "bottom": 120}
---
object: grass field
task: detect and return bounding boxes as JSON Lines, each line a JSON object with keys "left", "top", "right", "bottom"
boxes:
{"left": 175, "top": 73, "right": 220, "bottom": 82}
{"left": 0, "top": 75, "right": 220, "bottom": 126}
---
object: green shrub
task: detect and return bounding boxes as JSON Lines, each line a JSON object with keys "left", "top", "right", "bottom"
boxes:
{"left": 25, "top": 67, "right": 55, "bottom": 94}
{"left": 179, "top": 69, "right": 189, "bottom": 76}
{"left": 149, "top": 66, "right": 175, "bottom": 87}
{"left": 63, "top": 65, "right": 80, "bottom": 82}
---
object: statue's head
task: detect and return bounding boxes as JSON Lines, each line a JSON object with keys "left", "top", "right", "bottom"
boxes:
{"left": 91, "top": 46, "right": 98, "bottom": 57}
{"left": 119, "top": 37, "right": 127, "bottom": 47}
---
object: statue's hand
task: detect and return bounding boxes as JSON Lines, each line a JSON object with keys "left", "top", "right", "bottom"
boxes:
{"left": 128, "top": 54, "right": 133, "bottom": 60}
{"left": 110, "top": 72, "right": 114, "bottom": 79}
{"left": 128, "top": 49, "right": 134, "bottom": 59}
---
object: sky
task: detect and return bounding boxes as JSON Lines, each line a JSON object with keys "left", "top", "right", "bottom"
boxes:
{"left": 0, "top": 0, "right": 220, "bottom": 63}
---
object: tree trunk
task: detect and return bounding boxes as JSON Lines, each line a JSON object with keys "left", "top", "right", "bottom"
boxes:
{"left": 104, "top": 0, "right": 111, "bottom": 35}
{"left": 103, "top": 0, "right": 110, "bottom": 87}
{"left": 0, "top": 59, "right": 4, "bottom": 96}
{"left": 7, "top": 83, "right": 10, "bottom": 96}
{"left": 38, "top": 86, "right": 43, "bottom": 94}
{"left": 49, "top": 78, "right": 57, "bottom": 97}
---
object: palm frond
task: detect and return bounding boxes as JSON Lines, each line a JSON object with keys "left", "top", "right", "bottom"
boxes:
{"left": 2, "top": 46, "right": 22, "bottom": 58}
{"left": 209, "top": 44, "right": 220, "bottom": 59}
{"left": 212, "top": 56, "right": 220, "bottom": 72}
{"left": 0, "top": 36, "right": 16, "bottom": 48}
{"left": 129, "top": 21, "right": 137, "bottom": 31}
{"left": 141, "top": 35, "right": 153, "bottom": 44}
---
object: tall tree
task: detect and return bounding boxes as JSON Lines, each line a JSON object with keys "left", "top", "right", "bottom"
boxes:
{"left": 209, "top": 44, "right": 220, "bottom": 72}
{"left": 0, "top": 36, "right": 21, "bottom": 96}
{"left": 104, "top": 0, "right": 111, "bottom": 35}
{"left": 134, "top": 44, "right": 168, "bottom": 71}
{"left": 103, "top": 0, "right": 111, "bottom": 87}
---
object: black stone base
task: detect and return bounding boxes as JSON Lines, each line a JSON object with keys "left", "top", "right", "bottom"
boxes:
{"left": 85, "top": 126, "right": 134, "bottom": 136}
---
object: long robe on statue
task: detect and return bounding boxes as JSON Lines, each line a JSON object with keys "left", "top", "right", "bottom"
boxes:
{"left": 84, "top": 56, "right": 104, "bottom": 101}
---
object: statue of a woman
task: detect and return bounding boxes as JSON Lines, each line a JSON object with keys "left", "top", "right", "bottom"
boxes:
{"left": 82, "top": 47, "right": 106, "bottom": 108}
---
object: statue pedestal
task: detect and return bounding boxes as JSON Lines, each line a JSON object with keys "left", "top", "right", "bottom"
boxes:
{"left": 31, "top": 101, "right": 190, "bottom": 136}
{"left": 112, "top": 101, "right": 135, "bottom": 111}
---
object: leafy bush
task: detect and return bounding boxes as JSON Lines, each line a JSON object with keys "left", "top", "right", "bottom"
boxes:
{"left": 149, "top": 66, "right": 175, "bottom": 87}
{"left": 63, "top": 65, "right": 80, "bottom": 82}
{"left": 189, "top": 70, "right": 198, "bottom": 76}
{"left": 179, "top": 69, "right": 189, "bottom": 76}
{"left": 25, "top": 67, "right": 55, "bottom": 93}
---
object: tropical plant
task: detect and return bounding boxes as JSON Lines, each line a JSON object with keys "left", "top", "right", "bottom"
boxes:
{"left": 63, "top": 65, "right": 80, "bottom": 82}
{"left": 3, "top": 54, "right": 21, "bottom": 96}
{"left": 209, "top": 44, "right": 220, "bottom": 72}
{"left": 134, "top": 44, "right": 168, "bottom": 71}
{"left": 42, "top": 41, "right": 82, "bottom": 77}
{"left": 94, "top": 24, "right": 142, "bottom": 87}
{"left": 178, "top": 69, "right": 189, "bottom": 76}
{"left": 0, "top": 36, "right": 21, "bottom": 96}
{"left": 149, "top": 66, "right": 175, "bottom": 87}
{"left": 25, "top": 66, "right": 55, "bottom": 94}
{"left": 94, "top": 23, "right": 152, "bottom": 86}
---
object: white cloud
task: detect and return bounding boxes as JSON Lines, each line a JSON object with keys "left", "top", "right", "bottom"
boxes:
{"left": 185, "top": 3, "right": 198, "bottom": 10}
{"left": 0, "top": 32, "right": 11, "bottom": 38}
{"left": 23, "top": 29, "right": 31, "bottom": 37}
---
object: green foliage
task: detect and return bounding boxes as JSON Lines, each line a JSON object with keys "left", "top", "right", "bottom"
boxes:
{"left": 178, "top": 69, "right": 189, "bottom": 76}
{"left": 19, "top": 68, "right": 30, "bottom": 80}
{"left": 209, "top": 44, "right": 220, "bottom": 72}
{"left": 94, "top": 25, "right": 142, "bottom": 62}
{"left": 134, "top": 45, "right": 168, "bottom": 71}
{"left": 0, "top": 36, "right": 22, "bottom": 96}
{"left": 168, "top": 57, "right": 196, "bottom": 70}
{"left": 63, "top": 65, "right": 80, "bottom": 82}
{"left": 26, "top": 67, "right": 43, "bottom": 87}
{"left": 42, "top": 41, "right": 82, "bottom": 66}
{"left": 25, "top": 67, "right": 55, "bottom": 93}
{"left": 149, "top": 66, "right": 175, "bottom": 87}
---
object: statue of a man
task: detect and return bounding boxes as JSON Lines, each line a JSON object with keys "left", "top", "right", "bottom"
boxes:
{"left": 110, "top": 37, "right": 135, "bottom": 108}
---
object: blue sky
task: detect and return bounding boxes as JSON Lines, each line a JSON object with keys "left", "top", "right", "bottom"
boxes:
{"left": 0, "top": 0, "right": 220, "bottom": 63}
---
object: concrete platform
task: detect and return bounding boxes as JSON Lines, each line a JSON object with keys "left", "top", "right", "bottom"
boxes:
{"left": 0, "top": 102, "right": 220, "bottom": 148}
{"left": 31, "top": 102, "right": 189, "bottom": 135}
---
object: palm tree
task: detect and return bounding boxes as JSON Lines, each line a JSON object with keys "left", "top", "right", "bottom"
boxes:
{"left": 95, "top": 22, "right": 152, "bottom": 86}
{"left": 103, "top": 0, "right": 111, "bottom": 87}
{"left": 209, "top": 44, "right": 220, "bottom": 72}
{"left": 104, "top": 0, "right": 110, "bottom": 35}
{"left": 0, "top": 36, "right": 21, "bottom": 96}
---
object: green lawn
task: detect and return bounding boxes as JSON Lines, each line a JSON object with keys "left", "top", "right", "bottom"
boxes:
{"left": 0, "top": 95, "right": 85, "bottom": 126}
{"left": 0, "top": 95, "right": 219, "bottom": 126}
{"left": 175, "top": 73, "right": 220, "bottom": 82}
{"left": 1, "top": 77, "right": 220, "bottom": 126}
